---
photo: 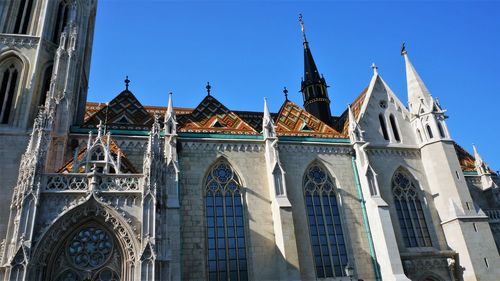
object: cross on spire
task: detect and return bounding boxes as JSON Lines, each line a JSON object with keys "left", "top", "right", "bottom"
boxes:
{"left": 371, "top": 63, "right": 378, "bottom": 75}
{"left": 206, "top": 81, "right": 211, "bottom": 96}
{"left": 298, "top": 13, "right": 307, "bottom": 43}
{"left": 283, "top": 86, "right": 289, "bottom": 101}
{"left": 400, "top": 42, "right": 407, "bottom": 56}
{"left": 124, "top": 76, "right": 130, "bottom": 90}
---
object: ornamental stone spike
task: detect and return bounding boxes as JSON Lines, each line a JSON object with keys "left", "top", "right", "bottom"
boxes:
{"left": 402, "top": 45, "right": 434, "bottom": 115}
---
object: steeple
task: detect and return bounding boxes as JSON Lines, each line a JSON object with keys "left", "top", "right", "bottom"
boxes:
{"left": 402, "top": 44, "right": 433, "bottom": 115}
{"left": 298, "top": 14, "right": 332, "bottom": 124}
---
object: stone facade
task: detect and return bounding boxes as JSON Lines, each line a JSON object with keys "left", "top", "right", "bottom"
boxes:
{"left": 0, "top": 1, "right": 499, "bottom": 281}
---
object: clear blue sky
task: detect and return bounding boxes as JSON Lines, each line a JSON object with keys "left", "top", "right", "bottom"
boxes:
{"left": 89, "top": 0, "right": 500, "bottom": 170}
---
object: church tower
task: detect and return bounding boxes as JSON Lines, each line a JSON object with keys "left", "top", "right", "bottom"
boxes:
{"left": 403, "top": 46, "right": 500, "bottom": 280}
{"left": 298, "top": 15, "right": 332, "bottom": 124}
{"left": 0, "top": 0, "right": 97, "bottom": 244}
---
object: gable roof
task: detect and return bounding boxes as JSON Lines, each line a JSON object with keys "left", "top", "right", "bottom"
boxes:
{"left": 177, "top": 95, "right": 259, "bottom": 135}
{"left": 274, "top": 100, "right": 344, "bottom": 138}
{"left": 84, "top": 90, "right": 153, "bottom": 130}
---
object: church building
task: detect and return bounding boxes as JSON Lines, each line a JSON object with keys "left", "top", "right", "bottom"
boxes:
{"left": 0, "top": 1, "right": 499, "bottom": 281}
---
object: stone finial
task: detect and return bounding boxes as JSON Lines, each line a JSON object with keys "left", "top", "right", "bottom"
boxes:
{"left": 124, "top": 76, "right": 130, "bottom": 90}
{"left": 283, "top": 87, "right": 289, "bottom": 101}
{"left": 371, "top": 63, "right": 378, "bottom": 75}
{"left": 206, "top": 82, "right": 211, "bottom": 96}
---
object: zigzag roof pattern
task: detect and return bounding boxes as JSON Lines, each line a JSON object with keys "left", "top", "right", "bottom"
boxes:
{"left": 275, "top": 100, "right": 344, "bottom": 138}
{"left": 178, "top": 95, "right": 259, "bottom": 135}
{"left": 84, "top": 90, "right": 154, "bottom": 130}
{"left": 83, "top": 90, "right": 491, "bottom": 173}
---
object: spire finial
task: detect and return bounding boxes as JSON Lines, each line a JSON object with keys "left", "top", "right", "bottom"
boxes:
{"left": 371, "top": 63, "right": 378, "bottom": 75}
{"left": 283, "top": 87, "right": 289, "bottom": 101}
{"left": 400, "top": 42, "right": 407, "bottom": 56}
{"left": 206, "top": 82, "right": 211, "bottom": 96}
{"left": 124, "top": 76, "right": 130, "bottom": 90}
{"left": 299, "top": 14, "right": 307, "bottom": 43}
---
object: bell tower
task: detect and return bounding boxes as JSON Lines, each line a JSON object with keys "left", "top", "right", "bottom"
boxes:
{"left": 298, "top": 14, "right": 332, "bottom": 125}
{"left": 0, "top": 0, "right": 97, "bottom": 243}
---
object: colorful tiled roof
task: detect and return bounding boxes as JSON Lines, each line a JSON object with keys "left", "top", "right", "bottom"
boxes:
{"left": 274, "top": 100, "right": 344, "bottom": 138}
{"left": 337, "top": 87, "right": 368, "bottom": 135}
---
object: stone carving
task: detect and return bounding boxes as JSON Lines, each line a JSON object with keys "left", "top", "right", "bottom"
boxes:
{"left": 0, "top": 34, "right": 39, "bottom": 49}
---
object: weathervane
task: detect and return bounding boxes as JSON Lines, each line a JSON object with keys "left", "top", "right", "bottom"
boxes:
{"left": 206, "top": 82, "right": 211, "bottom": 96}
{"left": 283, "top": 87, "right": 289, "bottom": 101}
{"left": 299, "top": 14, "right": 307, "bottom": 42}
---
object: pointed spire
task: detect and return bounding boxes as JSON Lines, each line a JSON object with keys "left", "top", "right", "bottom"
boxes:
{"left": 300, "top": 15, "right": 321, "bottom": 83}
{"left": 473, "top": 144, "right": 488, "bottom": 175}
{"left": 164, "top": 92, "right": 177, "bottom": 135}
{"left": 263, "top": 97, "right": 276, "bottom": 139}
{"left": 298, "top": 14, "right": 331, "bottom": 124}
{"left": 348, "top": 104, "right": 364, "bottom": 142}
{"left": 402, "top": 44, "right": 433, "bottom": 115}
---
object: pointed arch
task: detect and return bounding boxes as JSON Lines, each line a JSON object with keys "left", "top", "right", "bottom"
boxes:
{"left": 389, "top": 114, "right": 401, "bottom": 142}
{"left": 303, "top": 161, "right": 349, "bottom": 278}
{"left": 52, "top": 0, "right": 71, "bottom": 44}
{"left": 391, "top": 167, "right": 432, "bottom": 248}
{"left": 379, "top": 114, "right": 389, "bottom": 140}
{"left": 204, "top": 158, "right": 248, "bottom": 281}
{"left": 29, "top": 197, "right": 139, "bottom": 280}
{"left": 0, "top": 55, "right": 24, "bottom": 124}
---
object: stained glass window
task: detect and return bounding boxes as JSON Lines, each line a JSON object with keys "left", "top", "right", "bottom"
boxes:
{"left": 304, "top": 164, "right": 348, "bottom": 278}
{"left": 392, "top": 170, "right": 432, "bottom": 248}
{"left": 205, "top": 161, "right": 248, "bottom": 281}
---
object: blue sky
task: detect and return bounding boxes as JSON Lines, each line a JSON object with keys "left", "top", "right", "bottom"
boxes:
{"left": 88, "top": 0, "right": 500, "bottom": 170}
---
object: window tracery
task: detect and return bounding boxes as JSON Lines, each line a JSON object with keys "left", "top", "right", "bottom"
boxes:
{"left": 304, "top": 164, "right": 349, "bottom": 278}
{"left": 49, "top": 224, "right": 121, "bottom": 281}
{"left": 392, "top": 169, "right": 432, "bottom": 248}
{"left": 205, "top": 161, "right": 248, "bottom": 281}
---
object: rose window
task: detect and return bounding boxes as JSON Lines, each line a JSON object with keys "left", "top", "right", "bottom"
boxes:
{"left": 67, "top": 227, "right": 113, "bottom": 269}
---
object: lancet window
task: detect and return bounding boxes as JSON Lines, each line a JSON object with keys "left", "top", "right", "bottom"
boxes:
{"left": 0, "top": 61, "right": 21, "bottom": 124}
{"left": 205, "top": 160, "right": 248, "bottom": 281}
{"left": 379, "top": 114, "right": 389, "bottom": 140}
{"left": 392, "top": 169, "right": 432, "bottom": 248}
{"left": 304, "top": 163, "right": 349, "bottom": 278}
{"left": 13, "top": 0, "right": 34, "bottom": 34}
{"left": 389, "top": 114, "right": 401, "bottom": 142}
{"left": 52, "top": 0, "right": 71, "bottom": 44}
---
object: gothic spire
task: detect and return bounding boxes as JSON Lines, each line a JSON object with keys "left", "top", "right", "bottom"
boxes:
{"left": 402, "top": 44, "right": 433, "bottom": 115}
{"left": 299, "top": 14, "right": 331, "bottom": 124}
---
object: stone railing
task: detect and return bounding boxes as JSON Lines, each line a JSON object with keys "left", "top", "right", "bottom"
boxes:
{"left": 0, "top": 34, "right": 39, "bottom": 49}
{"left": 43, "top": 173, "right": 143, "bottom": 193}
{"left": 485, "top": 209, "right": 500, "bottom": 223}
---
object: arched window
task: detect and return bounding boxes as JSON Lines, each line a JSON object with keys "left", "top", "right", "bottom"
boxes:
{"left": 48, "top": 224, "right": 122, "bottom": 280}
{"left": 426, "top": 125, "right": 433, "bottom": 139}
{"left": 389, "top": 114, "right": 401, "bottom": 142}
{"left": 304, "top": 164, "right": 348, "bottom": 278}
{"left": 52, "top": 1, "right": 71, "bottom": 44}
{"left": 0, "top": 62, "right": 21, "bottom": 124}
{"left": 205, "top": 160, "right": 248, "bottom": 281}
{"left": 13, "top": 0, "right": 34, "bottom": 34}
{"left": 379, "top": 114, "right": 389, "bottom": 140}
{"left": 392, "top": 169, "right": 432, "bottom": 248}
